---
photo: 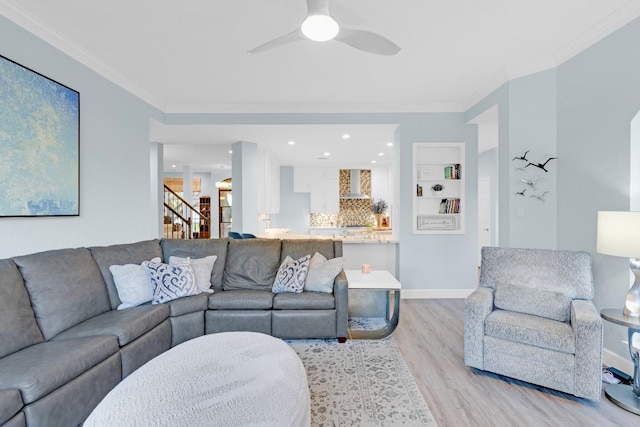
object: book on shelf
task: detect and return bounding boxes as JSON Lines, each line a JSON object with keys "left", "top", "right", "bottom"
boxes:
{"left": 438, "top": 198, "right": 460, "bottom": 214}
{"left": 443, "top": 164, "right": 461, "bottom": 180}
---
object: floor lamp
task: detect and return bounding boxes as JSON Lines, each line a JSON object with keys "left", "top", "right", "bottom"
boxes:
{"left": 597, "top": 211, "right": 640, "bottom": 317}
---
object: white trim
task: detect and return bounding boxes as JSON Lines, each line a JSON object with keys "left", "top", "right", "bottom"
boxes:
{"left": 400, "top": 289, "right": 474, "bottom": 299}
{"left": 603, "top": 348, "right": 633, "bottom": 377}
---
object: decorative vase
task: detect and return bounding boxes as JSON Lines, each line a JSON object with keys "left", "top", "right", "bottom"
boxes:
{"left": 374, "top": 213, "right": 383, "bottom": 229}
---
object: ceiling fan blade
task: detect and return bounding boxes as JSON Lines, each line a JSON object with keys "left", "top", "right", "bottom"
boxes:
{"left": 335, "top": 28, "right": 401, "bottom": 56}
{"left": 248, "top": 29, "right": 305, "bottom": 54}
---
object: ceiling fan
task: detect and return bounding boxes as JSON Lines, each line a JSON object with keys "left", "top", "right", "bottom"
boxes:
{"left": 248, "top": 0, "right": 401, "bottom": 56}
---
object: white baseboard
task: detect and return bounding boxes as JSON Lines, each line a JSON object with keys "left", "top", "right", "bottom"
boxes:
{"left": 603, "top": 348, "right": 633, "bottom": 376}
{"left": 401, "top": 289, "right": 474, "bottom": 299}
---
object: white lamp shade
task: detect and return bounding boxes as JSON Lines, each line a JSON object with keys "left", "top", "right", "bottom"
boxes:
{"left": 596, "top": 211, "right": 640, "bottom": 258}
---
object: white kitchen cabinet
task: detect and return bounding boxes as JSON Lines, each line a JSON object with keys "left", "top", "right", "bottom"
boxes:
{"left": 293, "top": 167, "right": 311, "bottom": 192}
{"left": 294, "top": 167, "right": 339, "bottom": 213}
{"left": 310, "top": 177, "right": 339, "bottom": 213}
{"left": 371, "top": 167, "right": 390, "bottom": 203}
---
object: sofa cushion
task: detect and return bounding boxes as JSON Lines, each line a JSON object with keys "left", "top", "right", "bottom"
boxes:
{"left": 484, "top": 309, "right": 575, "bottom": 354}
{"left": 273, "top": 292, "right": 335, "bottom": 310}
{"left": 90, "top": 240, "right": 163, "bottom": 310}
{"left": 53, "top": 304, "right": 169, "bottom": 346}
{"left": 280, "top": 239, "right": 335, "bottom": 262}
{"left": 223, "top": 239, "right": 282, "bottom": 291}
{"left": 109, "top": 257, "right": 161, "bottom": 310}
{"left": 13, "top": 248, "right": 111, "bottom": 340}
{"left": 0, "top": 389, "right": 22, "bottom": 425}
{"left": 494, "top": 281, "right": 573, "bottom": 322}
{"left": 272, "top": 255, "right": 310, "bottom": 294}
{"left": 304, "top": 253, "right": 344, "bottom": 293}
{"left": 209, "top": 290, "right": 274, "bottom": 310}
{"left": 0, "top": 336, "right": 119, "bottom": 404}
{"left": 143, "top": 261, "right": 199, "bottom": 304}
{"left": 161, "top": 239, "right": 229, "bottom": 291}
{"left": 169, "top": 255, "right": 217, "bottom": 293}
{"left": 0, "top": 259, "right": 44, "bottom": 359}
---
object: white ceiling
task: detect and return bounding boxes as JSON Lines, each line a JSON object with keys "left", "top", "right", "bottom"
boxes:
{"left": 3, "top": 0, "right": 640, "bottom": 171}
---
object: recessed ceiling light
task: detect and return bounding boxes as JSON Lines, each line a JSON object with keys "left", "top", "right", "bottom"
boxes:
{"left": 228, "top": 150, "right": 233, "bottom": 154}
{"left": 378, "top": 152, "right": 384, "bottom": 156}
{"left": 386, "top": 142, "right": 394, "bottom": 147}
{"left": 342, "top": 134, "right": 350, "bottom": 140}
{"left": 324, "top": 152, "right": 330, "bottom": 156}
{"left": 288, "top": 140, "right": 295, "bottom": 145}
{"left": 371, "top": 160, "right": 377, "bottom": 164}
{"left": 171, "top": 164, "right": 176, "bottom": 168}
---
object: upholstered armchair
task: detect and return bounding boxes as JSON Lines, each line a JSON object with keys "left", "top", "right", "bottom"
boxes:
{"left": 464, "top": 247, "right": 603, "bottom": 401}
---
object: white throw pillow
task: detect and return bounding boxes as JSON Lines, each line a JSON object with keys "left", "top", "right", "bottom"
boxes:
{"left": 304, "top": 252, "right": 344, "bottom": 293}
{"left": 109, "top": 257, "right": 161, "bottom": 310}
{"left": 169, "top": 255, "right": 216, "bottom": 293}
{"left": 143, "top": 261, "right": 199, "bottom": 304}
{"left": 272, "top": 255, "right": 311, "bottom": 294}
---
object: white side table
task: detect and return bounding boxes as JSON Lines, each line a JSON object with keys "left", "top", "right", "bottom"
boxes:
{"left": 345, "top": 270, "right": 401, "bottom": 339}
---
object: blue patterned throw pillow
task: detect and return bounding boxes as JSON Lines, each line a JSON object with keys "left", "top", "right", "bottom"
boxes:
{"left": 142, "top": 261, "right": 199, "bottom": 304}
{"left": 272, "top": 255, "right": 311, "bottom": 294}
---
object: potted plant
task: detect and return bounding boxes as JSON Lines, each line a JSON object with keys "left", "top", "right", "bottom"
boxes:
{"left": 431, "top": 183, "right": 444, "bottom": 195}
{"left": 371, "top": 199, "right": 388, "bottom": 228}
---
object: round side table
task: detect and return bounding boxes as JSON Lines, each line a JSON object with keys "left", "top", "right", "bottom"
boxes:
{"left": 600, "top": 308, "right": 640, "bottom": 415}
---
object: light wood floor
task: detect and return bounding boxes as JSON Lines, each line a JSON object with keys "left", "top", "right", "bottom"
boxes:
{"left": 392, "top": 299, "right": 639, "bottom": 427}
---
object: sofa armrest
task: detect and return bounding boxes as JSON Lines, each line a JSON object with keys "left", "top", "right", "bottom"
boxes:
{"left": 571, "top": 299, "right": 603, "bottom": 401}
{"left": 333, "top": 270, "right": 348, "bottom": 339}
{"left": 464, "top": 287, "right": 494, "bottom": 369}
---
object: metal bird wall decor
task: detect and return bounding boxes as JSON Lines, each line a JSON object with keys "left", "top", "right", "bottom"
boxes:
{"left": 515, "top": 189, "right": 527, "bottom": 196}
{"left": 529, "top": 191, "right": 550, "bottom": 202}
{"left": 520, "top": 177, "right": 542, "bottom": 190}
{"left": 512, "top": 150, "right": 530, "bottom": 162}
{"left": 525, "top": 157, "right": 557, "bottom": 172}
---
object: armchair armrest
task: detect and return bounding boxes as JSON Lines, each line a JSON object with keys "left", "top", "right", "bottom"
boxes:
{"left": 333, "top": 270, "right": 348, "bottom": 340}
{"left": 464, "top": 287, "right": 494, "bottom": 369}
{"left": 571, "top": 299, "right": 603, "bottom": 401}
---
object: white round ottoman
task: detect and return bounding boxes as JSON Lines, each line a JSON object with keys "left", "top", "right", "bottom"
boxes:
{"left": 85, "top": 332, "right": 310, "bottom": 427}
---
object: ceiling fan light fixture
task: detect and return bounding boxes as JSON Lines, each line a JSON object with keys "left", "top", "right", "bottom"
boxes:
{"left": 301, "top": 14, "right": 339, "bottom": 41}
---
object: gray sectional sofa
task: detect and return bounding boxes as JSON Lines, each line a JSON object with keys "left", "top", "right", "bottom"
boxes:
{"left": 0, "top": 237, "right": 347, "bottom": 427}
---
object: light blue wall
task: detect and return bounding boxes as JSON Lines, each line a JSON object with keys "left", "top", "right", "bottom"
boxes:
{"left": 465, "top": 85, "right": 512, "bottom": 246}
{"left": 0, "top": 16, "right": 163, "bottom": 258}
{"left": 467, "top": 16, "right": 640, "bottom": 362}
{"left": 396, "top": 114, "right": 479, "bottom": 291}
{"left": 272, "top": 166, "right": 311, "bottom": 234}
{"left": 556, "top": 17, "right": 640, "bottom": 359}
{"left": 507, "top": 69, "right": 558, "bottom": 249}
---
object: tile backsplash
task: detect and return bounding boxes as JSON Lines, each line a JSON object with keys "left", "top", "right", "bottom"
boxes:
{"left": 310, "top": 170, "right": 374, "bottom": 227}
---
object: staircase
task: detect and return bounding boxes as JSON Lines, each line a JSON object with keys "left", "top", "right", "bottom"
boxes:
{"left": 163, "top": 185, "right": 208, "bottom": 239}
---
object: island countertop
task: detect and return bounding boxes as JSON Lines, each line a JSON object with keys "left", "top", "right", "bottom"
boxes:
{"left": 256, "top": 233, "right": 397, "bottom": 244}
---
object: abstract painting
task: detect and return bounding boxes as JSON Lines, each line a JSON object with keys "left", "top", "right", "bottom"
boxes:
{"left": 0, "top": 54, "right": 79, "bottom": 217}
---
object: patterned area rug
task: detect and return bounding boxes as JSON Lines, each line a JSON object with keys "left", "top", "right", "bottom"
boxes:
{"left": 288, "top": 336, "right": 438, "bottom": 427}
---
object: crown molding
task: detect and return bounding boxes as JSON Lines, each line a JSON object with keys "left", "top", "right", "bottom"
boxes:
{"left": 0, "top": 0, "right": 165, "bottom": 111}
{"left": 3, "top": 1, "right": 640, "bottom": 116}
{"left": 163, "top": 102, "right": 466, "bottom": 115}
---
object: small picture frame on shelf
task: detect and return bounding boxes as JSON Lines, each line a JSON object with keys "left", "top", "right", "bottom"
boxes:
{"left": 418, "top": 167, "right": 432, "bottom": 180}
{"left": 417, "top": 215, "right": 457, "bottom": 231}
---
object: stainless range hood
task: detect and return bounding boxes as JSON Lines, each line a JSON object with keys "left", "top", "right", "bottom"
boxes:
{"left": 341, "top": 169, "right": 370, "bottom": 199}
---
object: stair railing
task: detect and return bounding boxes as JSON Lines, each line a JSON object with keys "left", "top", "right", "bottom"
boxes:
{"left": 163, "top": 185, "right": 208, "bottom": 239}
